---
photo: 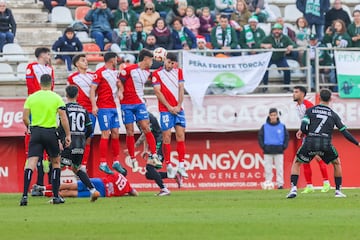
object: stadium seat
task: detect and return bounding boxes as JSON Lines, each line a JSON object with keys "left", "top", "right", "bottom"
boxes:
{"left": 0, "top": 63, "right": 19, "bottom": 81}
{"left": 51, "top": 6, "right": 74, "bottom": 24}
{"left": 67, "top": 0, "right": 89, "bottom": 7}
{"left": 283, "top": 5, "right": 303, "bottom": 22}
{"left": 355, "top": 4, "right": 360, "bottom": 11}
{"left": 16, "top": 63, "right": 27, "bottom": 80}
{"left": 82, "top": 43, "right": 103, "bottom": 62}
{"left": 258, "top": 23, "right": 271, "bottom": 35}
{"left": 268, "top": 5, "right": 282, "bottom": 19}
{"left": 76, "top": 31, "right": 93, "bottom": 43}
{"left": 2, "top": 43, "right": 28, "bottom": 62}
{"left": 75, "top": 6, "right": 91, "bottom": 25}
{"left": 268, "top": 64, "right": 283, "bottom": 80}
{"left": 287, "top": 59, "right": 306, "bottom": 79}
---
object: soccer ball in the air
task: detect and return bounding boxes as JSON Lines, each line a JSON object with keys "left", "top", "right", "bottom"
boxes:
{"left": 261, "top": 181, "right": 275, "bottom": 190}
{"left": 153, "top": 47, "right": 167, "bottom": 62}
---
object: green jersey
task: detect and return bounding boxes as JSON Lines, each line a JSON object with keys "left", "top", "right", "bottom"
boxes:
{"left": 24, "top": 90, "right": 65, "bottom": 128}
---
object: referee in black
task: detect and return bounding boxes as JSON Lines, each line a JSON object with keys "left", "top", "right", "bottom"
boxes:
{"left": 21, "top": 74, "right": 71, "bottom": 206}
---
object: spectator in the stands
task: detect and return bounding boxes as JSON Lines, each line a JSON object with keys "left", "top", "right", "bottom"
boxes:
{"left": 171, "top": 17, "right": 197, "bottom": 50}
{"left": 0, "top": 0, "right": 16, "bottom": 52}
{"left": 215, "top": 0, "right": 236, "bottom": 17}
{"left": 144, "top": 33, "right": 159, "bottom": 50}
{"left": 130, "top": 0, "right": 145, "bottom": 16}
{"left": 302, "top": 33, "right": 332, "bottom": 90}
{"left": 131, "top": 21, "right": 147, "bottom": 51}
{"left": 323, "top": 19, "right": 351, "bottom": 92}
{"left": 139, "top": 2, "right": 160, "bottom": 33}
{"left": 294, "top": 16, "right": 311, "bottom": 64}
{"left": 85, "top": 0, "right": 113, "bottom": 51}
{"left": 182, "top": 6, "right": 200, "bottom": 36}
{"left": 144, "top": 34, "right": 162, "bottom": 69}
{"left": 325, "top": 0, "right": 351, "bottom": 30}
{"left": 110, "top": 19, "right": 135, "bottom": 63}
{"left": 348, "top": 10, "right": 360, "bottom": 47}
{"left": 276, "top": 17, "right": 298, "bottom": 61}
{"left": 153, "top": 0, "right": 175, "bottom": 19}
{"left": 195, "top": 35, "right": 213, "bottom": 56}
{"left": 199, "top": 7, "right": 215, "bottom": 42}
{"left": 296, "top": 0, "right": 330, "bottom": 41}
{"left": 150, "top": 17, "right": 173, "bottom": 50}
{"left": 230, "top": 0, "right": 251, "bottom": 33}
{"left": 187, "top": 0, "right": 215, "bottom": 16}
{"left": 260, "top": 23, "right": 296, "bottom": 93}
{"left": 246, "top": 0, "right": 268, "bottom": 23}
{"left": 238, "top": 16, "right": 265, "bottom": 54}
{"left": 165, "top": 1, "right": 187, "bottom": 26}
{"left": 210, "top": 14, "right": 238, "bottom": 52}
{"left": 42, "top": 0, "right": 66, "bottom": 22}
{"left": 112, "top": 0, "right": 138, "bottom": 30}
{"left": 52, "top": 27, "right": 83, "bottom": 72}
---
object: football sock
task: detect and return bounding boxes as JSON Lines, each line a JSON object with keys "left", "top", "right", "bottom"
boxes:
{"left": 126, "top": 135, "right": 135, "bottom": 158}
{"left": 302, "top": 163, "right": 312, "bottom": 184}
{"left": 36, "top": 157, "right": 44, "bottom": 186}
{"left": 163, "top": 143, "right": 171, "bottom": 165}
{"left": 290, "top": 174, "right": 299, "bottom": 189}
{"left": 82, "top": 144, "right": 91, "bottom": 166}
{"left": 52, "top": 168, "right": 61, "bottom": 198}
{"left": 145, "top": 164, "right": 165, "bottom": 189}
{"left": 317, "top": 160, "right": 329, "bottom": 180}
{"left": 99, "top": 138, "right": 108, "bottom": 160}
{"left": 335, "top": 177, "right": 342, "bottom": 191}
{"left": 177, "top": 141, "right": 185, "bottom": 163}
{"left": 23, "top": 169, "right": 33, "bottom": 196}
{"left": 145, "top": 132, "right": 156, "bottom": 154}
{"left": 77, "top": 169, "right": 94, "bottom": 190}
{"left": 111, "top": 137, "right": 120, "bottom": 158}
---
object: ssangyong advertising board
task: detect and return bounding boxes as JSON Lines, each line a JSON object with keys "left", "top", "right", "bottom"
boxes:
{"left": 2, "top": 95, "right": 360, "bottom": 192}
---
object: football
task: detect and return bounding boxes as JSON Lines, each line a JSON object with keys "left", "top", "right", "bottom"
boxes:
{"left": 153, "top": 47, "right": 167, "bottom": 62}
{"left": 261, "top": 181, "right": 275, "bottom": 190}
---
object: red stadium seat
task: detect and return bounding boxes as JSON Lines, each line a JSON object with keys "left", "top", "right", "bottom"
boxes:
{"left": 82, "top": 43, "right": 104, "bottom": 62}
{"left": 66, "top": 0, "right": 88, "bottom": 7}
{"left": 75, "top": 6, "right": 91, "bottom": 25}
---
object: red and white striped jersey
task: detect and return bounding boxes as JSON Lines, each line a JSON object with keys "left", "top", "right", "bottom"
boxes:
{"left": 92, "top": 66, "right": 119, "bottom": 109}
{"left": 68, "top": 71, "right": 94, "bottom": 113}
{"left": 296, "top": 99, "right": 314, "bottom": 120}
{"left": 26, "top": 62, "right": 54, "bottom": 95}
{"left": 119, "top": 64, "right": 151, "bottom": 105}
{"left": 152, "top": 67, "right": 184, "bottom": 112}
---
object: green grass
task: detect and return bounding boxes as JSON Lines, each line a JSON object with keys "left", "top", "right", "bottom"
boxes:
{"left": 1, "top": 189, "right": 360, "bottom": 240}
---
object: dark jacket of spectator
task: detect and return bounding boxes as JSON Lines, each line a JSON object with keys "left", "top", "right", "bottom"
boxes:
{"left": 325, "top": 7, "right": 351, "bottom": 30}
{"left": 0, "top": 8, "right": 16, "bottom": 35}
{"left": 52, "top": 32, "right": 83, "bottom": 54}
{"left": 150, "top": 26, "right": 173, "bottom": 50}
{"left": 171, "top": 26, "right": 197, "bottom": 49}
{"left": 296, "top": 0, "right": 330, "bottom": 25}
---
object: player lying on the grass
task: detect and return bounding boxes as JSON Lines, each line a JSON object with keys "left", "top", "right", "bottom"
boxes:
{"left": 38, "top": 172, "right": 138, "bottom": 198}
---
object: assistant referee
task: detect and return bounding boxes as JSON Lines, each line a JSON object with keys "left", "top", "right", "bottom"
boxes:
{"left": 20, "top": 74, "right": 71, "bottom": 206}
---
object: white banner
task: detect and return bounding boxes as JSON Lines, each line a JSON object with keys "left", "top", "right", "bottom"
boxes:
{"left": 182, "top": 51, "right": 272, "bottom": 107}
{"left": 334, "top": 51, "right": 360, "bottom": 98}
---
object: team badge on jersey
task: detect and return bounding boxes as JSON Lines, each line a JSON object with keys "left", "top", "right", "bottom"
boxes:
{"left": 26, "top": 68, "right": 31, "bottom": 75}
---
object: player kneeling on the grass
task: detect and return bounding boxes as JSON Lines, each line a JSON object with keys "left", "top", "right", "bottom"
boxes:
{"left": 152, "top": 52, "right": 188, "bottom": 179}
{"left": 58, "top": 85, "right": 101, "bottom": 202}
{"left": 287, "top": 89, "right": 360, "bottom": 199}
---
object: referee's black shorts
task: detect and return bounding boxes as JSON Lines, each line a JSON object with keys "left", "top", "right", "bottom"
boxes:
{"left": 28, "top": 126, "right": 60, "bottom": 158}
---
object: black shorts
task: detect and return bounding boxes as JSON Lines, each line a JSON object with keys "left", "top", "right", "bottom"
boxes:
{"left": 296, "top": 137, "right": 338, "bottom": 164}
{"left": 28, "top": 126, "right": 60, "bottom": 158}
{"left": 61, "top": 135, "right": 86, "bottom": 168}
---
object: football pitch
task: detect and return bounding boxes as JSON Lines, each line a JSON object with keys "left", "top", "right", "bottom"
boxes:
{"left": 1, "top": 189, "right": 360, "bottom": 240}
